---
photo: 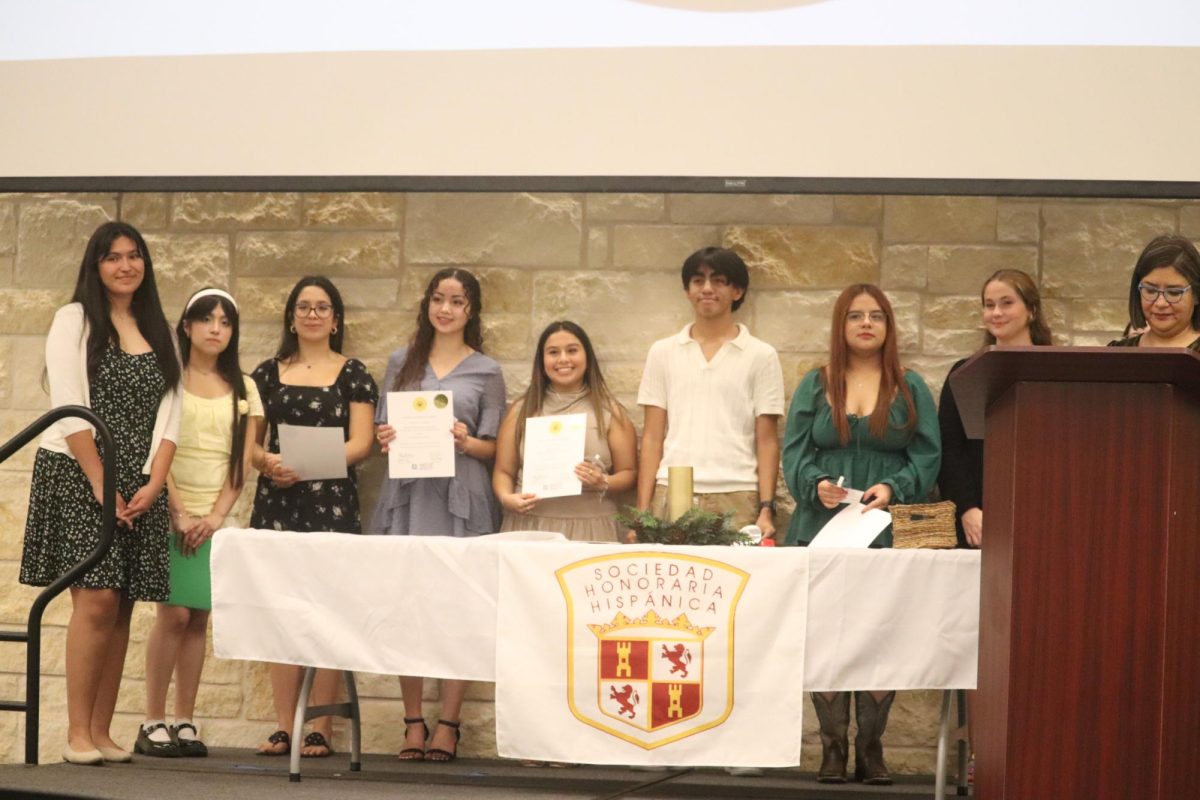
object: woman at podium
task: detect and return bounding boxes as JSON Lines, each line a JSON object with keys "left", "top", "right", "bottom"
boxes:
{"left": 781, "top": 283, "right": 941, "bottom": 785}
{"left": 1108, "top": 235, "right": 1200, "bottom": 351}
{"left": 938, "top": 269, "right": 1053, "bottom": 549}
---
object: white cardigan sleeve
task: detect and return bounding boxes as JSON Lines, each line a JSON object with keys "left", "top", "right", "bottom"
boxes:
{"left": 44, "top": 303, "right": 94, "bottom": 438}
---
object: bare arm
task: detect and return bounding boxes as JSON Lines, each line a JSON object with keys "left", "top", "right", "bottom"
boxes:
{"left": 754, "top": 414, "right": 781, "bottom": 539}
{"left": 454, "top": 423, "right": 498, "bottom": 462}
{"left": 603, "top": 405, "right": 638, "bottom": 494}
{"left": 636, "top": 405, "right": 667, "bottom": 510}
{"left": 492, "top": 403, "right": 537, "bottom": 513}
{"left": 345, "top": 402, "right": 375, "bottom": 466}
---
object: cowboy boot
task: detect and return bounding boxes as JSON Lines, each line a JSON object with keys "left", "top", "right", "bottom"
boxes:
{"left": 811, "top": 692, "right": 850, "bottom": 783}
{"left": 853, "top": 691, "right": 896, "bottom": 785}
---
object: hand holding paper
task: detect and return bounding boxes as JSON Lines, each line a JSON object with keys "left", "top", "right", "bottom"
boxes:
{"left": 522, "top": 413, "right": 587, "bottom": 499}
{"left": 277, "top": 424, "right": 348, "bottom": 482}
{"left": 387, "top": 390, "right": 456, "bottom": 479}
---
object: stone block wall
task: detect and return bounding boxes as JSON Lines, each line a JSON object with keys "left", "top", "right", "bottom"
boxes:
{"left": 1, "top": 190, "right": 1196, "bottom": 772}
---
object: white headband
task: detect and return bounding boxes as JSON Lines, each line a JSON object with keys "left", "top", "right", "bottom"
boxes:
{"left": 185, "top": 288, "right": 238, "bottom": 313}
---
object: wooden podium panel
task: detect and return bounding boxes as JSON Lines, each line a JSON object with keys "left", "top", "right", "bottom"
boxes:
{"left": 952, "top": 348, "right": 1200, "bottom": 799}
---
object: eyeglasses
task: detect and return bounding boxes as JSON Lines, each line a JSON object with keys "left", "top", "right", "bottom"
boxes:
{"left": 847, "top": 311, "right": 887, "bottom": 324}
{"left": 294, "top": 303, "right": 334, "bottom": 319}
{"left": 1138, "top": 283, "right": 1193, "bottom": 305}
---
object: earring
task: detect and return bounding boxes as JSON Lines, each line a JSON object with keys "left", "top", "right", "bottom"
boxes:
{"left": 331, "top": 326, "right": 338, "bottom": 335}
{"left": 289, "top": 324, "right": 296, "bottom": 334}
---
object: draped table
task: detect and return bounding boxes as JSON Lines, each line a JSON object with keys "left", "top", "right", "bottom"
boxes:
{"left": 212, "top": 529, "right": 978, "bottom": 769}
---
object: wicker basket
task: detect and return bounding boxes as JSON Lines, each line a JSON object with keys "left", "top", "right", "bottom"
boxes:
{"left": 890, "top": 500, "right": 958, "bottom": 549}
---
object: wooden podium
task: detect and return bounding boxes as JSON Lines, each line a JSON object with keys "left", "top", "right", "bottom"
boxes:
{"left": 951, "top": 347, "right": 1200, "bottom": 799}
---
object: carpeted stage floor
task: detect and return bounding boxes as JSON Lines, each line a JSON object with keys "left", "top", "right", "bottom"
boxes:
{"left": 0, "top": 749, "right": 960, "bottom": 799}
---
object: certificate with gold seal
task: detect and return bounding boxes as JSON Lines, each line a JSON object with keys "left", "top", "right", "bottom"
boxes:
{"left": 522, "top": 413, "right": 587, "bottom": 499}
{"left": 387, "top": 390, "right": 455, "bottom": 479}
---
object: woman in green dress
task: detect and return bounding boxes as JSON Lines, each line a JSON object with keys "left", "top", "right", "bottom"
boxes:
{"left": 781, "top": 283, "right": 940, "bottom": 785}
{"left": 138, "top": 289, "right": 262, "bottom": 757}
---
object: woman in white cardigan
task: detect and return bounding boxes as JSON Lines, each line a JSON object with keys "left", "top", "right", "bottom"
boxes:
{"left": 20, "top": 221, "right": 182, "bottom": 766}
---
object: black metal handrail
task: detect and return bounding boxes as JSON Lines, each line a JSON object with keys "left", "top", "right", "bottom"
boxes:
{"left": 0, "top": 405, "right": 115, "bottom": 765}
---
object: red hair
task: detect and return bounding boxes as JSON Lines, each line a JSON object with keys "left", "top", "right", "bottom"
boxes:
{"left": 822, "top": 284, "right": 916, "bottom": 445}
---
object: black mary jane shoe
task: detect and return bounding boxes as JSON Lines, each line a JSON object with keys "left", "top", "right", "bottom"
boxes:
{"left": 134, "top": 723, "right": 182, "bottom": 758}
{"left": 170, "top": 723, "right": 209, "bottom": 758}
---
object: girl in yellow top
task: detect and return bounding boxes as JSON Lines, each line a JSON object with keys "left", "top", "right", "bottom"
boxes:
{"left": 137, "top": 289, "right": 262, "bottom": 758}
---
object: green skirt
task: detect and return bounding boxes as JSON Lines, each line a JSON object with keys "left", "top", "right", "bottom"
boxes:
{"left": 168, "top": 535, "right": 211, "bottom": 610}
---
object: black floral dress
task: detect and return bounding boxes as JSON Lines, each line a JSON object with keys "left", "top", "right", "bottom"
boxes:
{"left": 250, "top": 358, "right": 378, "bottom": 533}
{"left": 21, "top": 348, "right": 171, "bottom": 601}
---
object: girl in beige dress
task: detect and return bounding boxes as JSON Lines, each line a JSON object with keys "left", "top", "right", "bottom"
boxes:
{"left": 494, "top": 321, "right": 636, "bottom": 541}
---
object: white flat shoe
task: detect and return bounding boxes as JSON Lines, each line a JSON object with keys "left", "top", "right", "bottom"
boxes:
{"left": 62, "top": 746, "right": 104, "bottom": 765}
{"left": 98, "top": 746, "right": 132, "bottom": 763}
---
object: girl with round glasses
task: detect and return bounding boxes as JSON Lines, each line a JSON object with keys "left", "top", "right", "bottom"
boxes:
{"left": 1109, "top": 235, "right": 1200, "bottom": 351}
{"left": 781, "top": 283, "right": 940, "bottom": 786}
{"left": 249, "top": 275, "right": 378, "bottom": 758}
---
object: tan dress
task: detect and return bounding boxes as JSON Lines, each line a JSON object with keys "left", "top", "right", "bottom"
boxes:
{"left": 500, "top": 388, "right": 623, "bottom": 542}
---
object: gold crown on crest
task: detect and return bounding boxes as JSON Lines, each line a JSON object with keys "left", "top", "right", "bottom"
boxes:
{"left": 588, "top": 610, "right": 715, "bottom": 640}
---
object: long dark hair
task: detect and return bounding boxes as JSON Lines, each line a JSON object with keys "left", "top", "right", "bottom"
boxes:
{"left": 513, "top": 321, "right": 624, "bottom": 451}
{"left": 72, "top": 221, "right": 179, "bottom": 388}
{"left": 393, "top": 269, "right": 484, "bottom": 390}
{"left": 822, "top": 284, "right": 915, "bottom": 445}
{"left": 177, "top": 290, "right": 249, "bottom": 489}
{"left": 275, "top": 276, "right": 346, "bottom": 361}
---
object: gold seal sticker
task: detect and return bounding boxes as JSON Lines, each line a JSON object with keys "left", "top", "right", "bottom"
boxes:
{"left": 412, "top": 396, "right": 428, "bottom": 411}
{"left": 434, "top": 394, "right": 450, "bottom": 409}
{"left": 548, "top": 420, "right": 564, "bottom": 435}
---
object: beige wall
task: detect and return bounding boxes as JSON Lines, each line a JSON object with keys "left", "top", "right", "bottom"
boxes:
{"left": 1, "top": 190, "right": 1197, "bottom": 772}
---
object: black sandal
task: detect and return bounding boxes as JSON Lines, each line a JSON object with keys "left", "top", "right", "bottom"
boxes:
{"left": 426, "top": 719, "right": 460, "bottom": 763}
{"left": 301, "top": 731, "right": 333, "bottom": 758}
{"left": 256, "top": 729, "right": 290, "bottom": 756}
{"left": 398, "top": 717, "right": 429, "bottom": 761}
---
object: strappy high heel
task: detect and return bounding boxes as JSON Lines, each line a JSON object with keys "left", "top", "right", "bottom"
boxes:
{"left": 398, "top": 716, "right": 429, "bottom": 761}
{"left": 426, "top": 719, "right": 460, "bottom": 763}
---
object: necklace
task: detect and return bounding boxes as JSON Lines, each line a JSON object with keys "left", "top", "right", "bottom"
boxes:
{"left": 293, "top": 353, "right": 330, "bottom": 370}
{"left": 187, "top": 366, "right": 217, "bottom": 377}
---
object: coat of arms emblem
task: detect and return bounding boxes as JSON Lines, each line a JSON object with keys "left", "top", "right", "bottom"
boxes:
{"left": 556, "top": 551, "right": 748, "bottom": 749}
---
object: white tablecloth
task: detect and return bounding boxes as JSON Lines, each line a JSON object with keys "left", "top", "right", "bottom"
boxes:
{"left": 211, "top": 529, "right": 979, "bottom": 691}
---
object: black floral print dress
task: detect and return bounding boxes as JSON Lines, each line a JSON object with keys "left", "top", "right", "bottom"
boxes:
{"left": 249, "top": 358, "right": 378, "bottom": 533}
{"left": 21, "top": 348, "right": 171, "bottom": 600}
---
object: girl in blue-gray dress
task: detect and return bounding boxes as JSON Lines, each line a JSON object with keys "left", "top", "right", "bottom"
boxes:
{"left": 374, "top": 268, "right": 505, "bottom": 763}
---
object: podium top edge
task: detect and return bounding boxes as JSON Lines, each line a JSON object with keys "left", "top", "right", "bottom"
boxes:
{"left": 949, "top": 345, "right": 1200, "bottom": 438}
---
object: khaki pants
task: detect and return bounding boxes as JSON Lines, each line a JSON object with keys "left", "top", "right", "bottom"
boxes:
{"left": 650, "top": 485, "right": 759, "bottom": 530}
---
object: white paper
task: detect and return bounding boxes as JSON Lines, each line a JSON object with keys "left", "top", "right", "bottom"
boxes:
{"left": 808, "top": 502, "right": 892, "bottom": 549}
{"left": 276, "top": 424, "right": 348, "bottom": 481}
{"left": 521, "top": 413, "right": 587, "bottom": 499}
{"left": 387, "top": 390, "right": 455, "bottom": 479}
{"left": 838, "top": 486, "right": 865, "bottom": 504}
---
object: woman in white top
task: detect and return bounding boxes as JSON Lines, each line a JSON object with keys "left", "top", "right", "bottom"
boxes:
{"left": 20, "top": 221, "right": 182, "bottom": 765}
{"left": 136, "top": 288, "right": 263, "bottom": 758}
